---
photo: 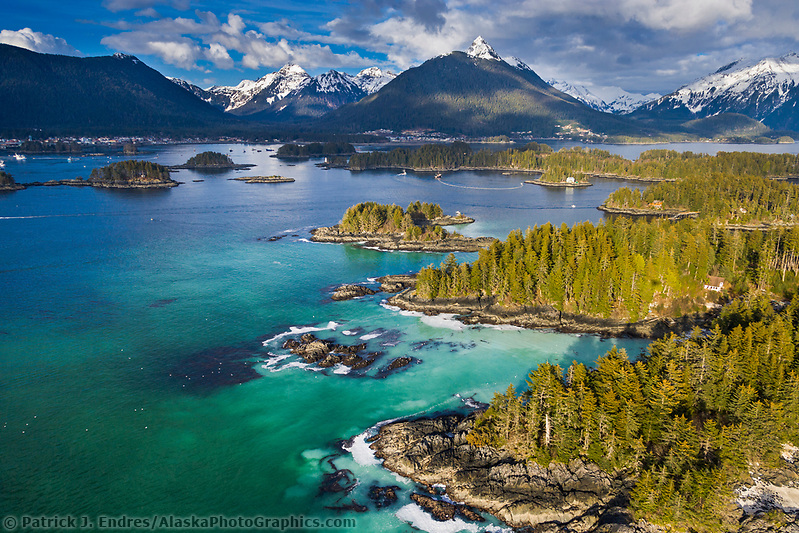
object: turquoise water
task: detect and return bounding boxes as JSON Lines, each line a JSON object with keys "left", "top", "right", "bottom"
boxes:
{"left": 0, "top": 142, "right": 787, "bottom": 531}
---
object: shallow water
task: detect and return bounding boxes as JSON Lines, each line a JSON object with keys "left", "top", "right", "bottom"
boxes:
{"left": 0, "top": 142, "right": 790, "bottom": 531}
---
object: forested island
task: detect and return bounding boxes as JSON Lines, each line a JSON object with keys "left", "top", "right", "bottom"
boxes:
{"left": 276, "top": 141, "right": 356, "bottom": 159}
{"left": 88, "top": 160, "right": 177, "bottom": 188}
{"left": 230, "top": 175, "right": 294, "bottom": 183}
{"left": 372, "top": 295, "right": 799, "bottom": 533}
{"left": 347, "top": 142, "right": 799, "bottom": 184}
{"left": 311, "top": 201, "right": 494, "bottom": 252}
{"left": 170, "top": 151, "right": 254, "bottom": 170}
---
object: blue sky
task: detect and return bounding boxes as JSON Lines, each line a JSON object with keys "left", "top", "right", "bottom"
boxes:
{"left": 2, "top": 0, "right": 798, "bottom": 97}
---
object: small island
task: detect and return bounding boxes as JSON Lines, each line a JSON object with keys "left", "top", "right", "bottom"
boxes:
{"left": 170, "top": 151, "right": 255, "bottom": 170}
{"left": 311, "top": 202, "right": 493, "bottom": 253}
{"left": 0, "top": 171, "right": 25, "bottom": 191}
{"left": 527, "top": 175, "right": 592, "bottom": 187}
{"left": 89, "top": 160, "right": 178, "bottom": 188}
{"left": 230, "top": 175, "right": 295, "bottom": 184}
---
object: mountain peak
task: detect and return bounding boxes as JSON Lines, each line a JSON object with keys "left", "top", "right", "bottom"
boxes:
{"left": 465, "top": 36, "right": 501, "bottom": 61}
{"left": 277, "top": 63, "right": 308, "bottom": 76}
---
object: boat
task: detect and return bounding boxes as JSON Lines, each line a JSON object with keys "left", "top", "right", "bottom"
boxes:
{"left": 435, "top": 173, "right": 442, "bottom": 179}
{"left": 399, "top": 170, "right": 407, "bottom": 175}
{"left": 13, "top": 153, "right": 26, "bottom": 161}
{"left": 0, "top": 160, "right": 5, "bottom": 168}
{"left": 67, "top": 157, "right": 75, "bottom": 163}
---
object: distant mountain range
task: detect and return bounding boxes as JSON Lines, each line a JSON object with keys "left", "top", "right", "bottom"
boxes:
{"left": 1, "top": 38, "right": 798, "bottom": 138}
{"left": 634, "top": 53, "right": 799, "bottom": 131}
{"left": 546, "top": 80, "right": 660, "bottom": 115}
{"left": 170, "top": 65, "right": 395, "bottom": 121}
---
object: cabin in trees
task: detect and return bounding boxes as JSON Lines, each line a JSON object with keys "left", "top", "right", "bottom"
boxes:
{"left": 704, "top": 276, "right": 726, "bottom": 292}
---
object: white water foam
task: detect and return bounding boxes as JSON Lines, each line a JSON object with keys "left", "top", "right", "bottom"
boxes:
{"left": 360, "top": 332, "right": 383, "bottom": 340}
{"left": 395, "top": 503, "right": 480, "bottom": 533}
{"left": 342, "top": 330, "right": 357, "bottom": 336}
{"left": 481, "top": 324, "right": 523, "bottom": 331}
{"left": 343, "top": 430, "right": 381, "bottom": 466}
{"left": 380, "top": 302, "right": 424, "bottom": 317}
{"left": 420, "top": 314, "right": 466, "bottom": 331}
{"left": 262, "top": 321, "right": 340, "bottom": 345}
{"left": 332, "top": 364, "right": 351, "bottom": 375}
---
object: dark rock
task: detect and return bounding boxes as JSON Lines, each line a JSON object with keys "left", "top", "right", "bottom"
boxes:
{"left": 331, "top": 284, "right": 378, "bottom": 301}
{"left": 368, "top": 485, "right": 400, "bottom": 508}
{"left": 282, "top": 339, "right": 300, "bottom": 350}
{"left": 387, "top": 356, "right": 412, "bottom": 370}
{"left": 318, "top": 353, "right": 343, "bottom": 368}
{"left": 411, "top": 493, "right": 456, "bottom": 521}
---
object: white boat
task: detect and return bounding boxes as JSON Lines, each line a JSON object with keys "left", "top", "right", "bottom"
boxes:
{"left": 67, "top": 157, "right": 75, "bottom": 162}
{"left": 399, "top": 170, "right": 407, "bottom": 175}
{"left": 0, "top": 160, "right": 5, "bottom": 168}
{"left": 13, "top": 153, "right": 26, "bottom": 161}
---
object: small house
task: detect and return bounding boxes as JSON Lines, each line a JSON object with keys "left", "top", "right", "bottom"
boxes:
{"left": 650, "top": 200, "right": 663, "bottom": 210}
{"left": 704, "top": 276, "right": 726, "bottom": 292}
{"left": 565, "top": 176, "right": 576, "bottom": 184}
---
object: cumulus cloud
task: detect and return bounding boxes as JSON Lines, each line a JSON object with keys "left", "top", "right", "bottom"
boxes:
{"left": 0, "top": 28, "right": 81, "bottom": 56}
{"left": 101, "top": 31, "right": 202, "bottom": 69}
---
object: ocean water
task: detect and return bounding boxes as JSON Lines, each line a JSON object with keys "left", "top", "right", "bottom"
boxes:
{"left": 0, "top": 142, "right": 788, "bottom": 531}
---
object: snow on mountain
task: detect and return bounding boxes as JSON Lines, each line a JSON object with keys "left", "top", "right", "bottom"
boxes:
{"left": 185, "top": 64, "right": 394, "bottom": 116}
{"left": 507, "top": 56, "right": 532, "bottom": 71}
{"left": 207, "top": 63, "right": 311, "bottom": 114}
{"left": 547, "top": 79, "right": 660, "bottom": 114}
{"left": 352, "top": 67, "right": 396, "bottom": 94}
{"left": 640, "top": 52, "right": 799, "bottom": 126}
{"left": 465, "top": 36, "right": 502, "bottom": 61}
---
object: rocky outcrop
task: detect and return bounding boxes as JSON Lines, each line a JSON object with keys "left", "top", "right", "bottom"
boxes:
{"left": 331, "top": 284, "right": 378, "bottom": 301}
{"left": 388, "top": 290, "right": 711, "bottom": 338}
{"left": 0, "top": 171, "right": 25, "bottom": 191}
{"left": 376, "top": 274, "right": 416, "bottom": 293}
{"left": 310, "top": 225, "right": 495, "bottom": 253}
{"left": 371, "top": 413, "right": 638, "bottom": 531}
{"left": 282, "top": 333, "right": 374, "bottom": 369}
{"left": 598, "top": 204, "right": 699, "bottom": 220}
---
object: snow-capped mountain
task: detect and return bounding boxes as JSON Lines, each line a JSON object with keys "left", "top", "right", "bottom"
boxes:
{"left": 352, "top": 67, "right": 396, "bottom": 94}
{"left": 637, "top": 52, "right": 799, "bottom": 129}
{"left": 171, "top": 65, "right": 395, "bottom": 119}
{"left": 466, "top": 36, "right": 502, "bottom": 61}
{"left": 547, "top": 80, "right": 659, "bottom": 114}
{"left": 206, "top": 63, "right": 312, "bottom": 115}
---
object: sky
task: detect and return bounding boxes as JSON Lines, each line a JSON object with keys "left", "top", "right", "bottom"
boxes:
{"left": 2, "top": 0, "right": 799, "bottom": 98}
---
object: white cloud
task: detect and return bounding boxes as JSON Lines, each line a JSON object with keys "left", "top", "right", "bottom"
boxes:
{"left": 205, "top": 42, "right": 234, "bottom": 69}
{"left": 101, "top": 32, "right": 202, "bottom": 69}
{"left": 0, "top": 28, "right": 81, "bottom": 56}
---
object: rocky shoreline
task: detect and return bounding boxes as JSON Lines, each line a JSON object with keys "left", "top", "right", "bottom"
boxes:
{"left": 370, "top": 413, "right": 643, "bottom": 531}
{"left": 387, "top": 289, "right": 710, "bottom": 338}
{"left": 310, "top": 226, "right": 495, "bottom": 253}
{"left": 598, "top": 204, "right": 699, "bottom": 220}
{"left": 369, "top": 413, "right": 799, "bottom": 533}
{"left": 169, "top": 163, "right": 255, "bottom": 170}
{"left": 4, "top": 178, "right": 178, "bottom": 189}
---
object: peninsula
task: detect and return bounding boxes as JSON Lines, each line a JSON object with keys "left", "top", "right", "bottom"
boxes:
{"left": 370, "top": 295, "right": 799, "bottom": 533}
{"left": 311, "top": 201, "right": 494, "bottom": 253}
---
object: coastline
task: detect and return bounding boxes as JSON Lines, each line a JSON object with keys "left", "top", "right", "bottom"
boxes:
{"left": 387, "top": 289, "right": 711, "bottom": 338}
{"left": 369, "top": 413, "right": 799, "bottom": 533}
{"left": 598, "top": 203, "right": 699, "bottom": 219}
{"left": 526, "top": 178, "right": 592, "bottom": 188}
